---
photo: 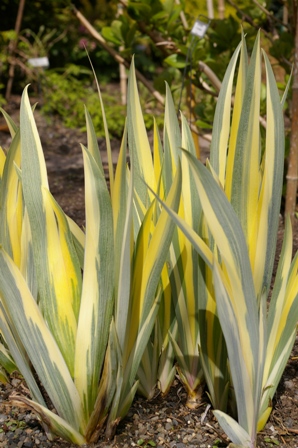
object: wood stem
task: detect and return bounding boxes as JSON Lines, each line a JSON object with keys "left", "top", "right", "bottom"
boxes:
{"left": 285, "top": 5, "right": 298, "bottom": 224}
{"left": 5, "top": 0, "right": 26, "bottom": 100}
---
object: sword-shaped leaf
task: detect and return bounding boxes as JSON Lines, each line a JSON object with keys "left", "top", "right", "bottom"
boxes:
{"left": 20, "top": 87, "right": 82, "bottom": 376}
{"left": 214, "top": 410, "right": 251, "bottom": 448}
{"left": 209, "top": 40, "right": 242, "bottom": 185}
{"left": 74, "top": 145, "right": 114, "bottom": 420}
{"left": 0, "top": 107, "right": 18, "bottom": 137}
{"left": 0, "top": 305, "right": 43, "bottom": 401}
{"left": 0, "top": 130, "right": 23, "bottom": 267}
{"left": 251, "top": 50, "right": 285, "bottom": 300}
{"left": 108, "top": 162, "right": 182, "bottom": 432}
{"left": 0, "top": 248, "right": 83, "bottom": 430}
{"left": 11, "top": 394, "right": 86, "bottom": 445}
{"left": 127, "top": 57, "right": 155, "bottom": 211}
{"left": 259, "top": 216, "right": 298, "bottom": 427}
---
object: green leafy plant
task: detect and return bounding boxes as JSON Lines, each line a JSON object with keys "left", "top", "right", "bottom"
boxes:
{"left": 137, "top": 438, "right": 156, "bottom": 447}
{"left": 39, "top": 65, "right": 161, "bottom": 139}
{"left": 40, "top": 64, "right": 127, "bottom": 138}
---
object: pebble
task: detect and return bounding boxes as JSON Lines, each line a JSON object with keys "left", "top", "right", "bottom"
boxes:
{"left": 23, "top": 442, "right": 33, "bottom": 448}
{"left": 11, "top": 379, "right": 21, "bottom": 388}
{"left": 284, "top": 417, "right": 294, "bottom": 427}
{"left": 150, "top": 416, "right": 159, "bottom": 421}
{"left": 0, "top": 364, "right": 297, "bottom": 448}
{"left": 284, "top": 379, "right": 294, "bottom": 390}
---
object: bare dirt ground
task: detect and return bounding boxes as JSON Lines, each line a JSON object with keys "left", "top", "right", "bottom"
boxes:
{"left": 0, "top": 97, "right": 298, "bottom": 448}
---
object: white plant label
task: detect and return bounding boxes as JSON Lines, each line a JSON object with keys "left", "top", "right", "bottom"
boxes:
{"left": 28, "top": 57, "right": 49, "bottom": 68}
{"left": 191, "top": 20, "right": 209, "bottom": 38}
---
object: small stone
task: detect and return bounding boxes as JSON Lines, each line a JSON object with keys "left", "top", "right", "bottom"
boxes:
{"left": 7, "top": 431, "right": 15, "bottom": 440}
{"left": 284, "top": 380, "right": 294, "bottom": 390}
{"left": 284, "top": 417, "right": 294, "bottom": 427}
{"left": 150, "top": 416, "right": 159, "bottom": 422}
{"left": 17, "top": 414, "right": 26, "bottom": 422}
{"left": 14, "top": 428, "right": 23, "bottom": 436}
{"left": 23, "top": 442, "right": 33, "bottom": 448}
{"left": 11, "top": 379, "right": 21, "bottom": 388}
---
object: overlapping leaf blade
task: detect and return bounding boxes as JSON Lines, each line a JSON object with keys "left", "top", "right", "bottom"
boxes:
{"left": 74, "top": 144, "right": 114, "bottom": 421}
{"left": 182, "top": 152, "right": 261, "bottom": 436}
{"left": 0, "top": 248, "right": 83, "bottom": 430}
{"left": 20, "top": 87, "right": 81, "bottom": 376}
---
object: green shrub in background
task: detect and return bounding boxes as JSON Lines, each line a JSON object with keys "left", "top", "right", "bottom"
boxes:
{"left": 0, "top": 30, "right": 15, "bottom": 107}
{"left": 40, "top": 64, "right": 127, "bottom": 138}
{"left": 39, "top": 65, "right": 164, "bottom": 139}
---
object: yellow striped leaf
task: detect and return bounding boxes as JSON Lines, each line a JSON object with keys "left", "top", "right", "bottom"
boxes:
{"left": 0, "top": 248, "right": 84, "bottom": 430}
{"left": 74, "top": 146, "right": 114, "bottom": 420}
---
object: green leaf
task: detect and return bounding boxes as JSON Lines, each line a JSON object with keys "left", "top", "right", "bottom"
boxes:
{"left": 127, "top": 2, "right": 151, "bottom": 20}
{"left": 164, "top": 54, "right": 186, "bottom": 69}
{"left": 74, "top": 146, "right": 114, "bottom": 420}
{"left": 0, "top": 248, "right": 84, "bottom": 430}
{"left": 0, "top": 108, "right": 18, "bottom": 137}
{"left": 213, "top": 411, "right": 251, "bottom": 447}
{"left": 209, "top": 38, "right": 242, "bottom": 184}
{"left": 11, "top": 395, "right": 86, "bottom": 445}
{"left": 0, "top": 342, "right": 17, "bottom": 374}
{"left": 113, "top": 125, "right": 132, "bottom": 353}
{"left": 102, "top": 26, "right": 122, "bottom": 46}
{"left": 20, "top": 87, "right": 82, "bottom": 375}
{"left": 127, "top": 57, "right": 155, "bottom": 213}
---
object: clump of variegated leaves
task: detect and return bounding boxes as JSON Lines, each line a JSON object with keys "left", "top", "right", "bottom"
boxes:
{"left": 0, "top": 32, "right": 297, "bottom": 448}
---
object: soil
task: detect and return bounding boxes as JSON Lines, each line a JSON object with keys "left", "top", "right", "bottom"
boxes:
{"left": 0, "top": 96, "right": 298, "bottom": 448}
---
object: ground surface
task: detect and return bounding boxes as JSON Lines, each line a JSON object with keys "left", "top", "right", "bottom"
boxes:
{"left": 0, "top": 97, "right": 298, "bottom": 448}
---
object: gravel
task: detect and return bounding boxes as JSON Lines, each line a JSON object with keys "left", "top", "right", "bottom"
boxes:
{"left": 0, "top": 377, "right": 228, "bottom": 448}
{"left": 1, "top": 372, "right": 298, "bottom": 448}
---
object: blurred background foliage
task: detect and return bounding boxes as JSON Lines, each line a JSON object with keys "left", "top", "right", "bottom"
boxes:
{"left": 0, "top": 0, "right": 295, "bottom": 139}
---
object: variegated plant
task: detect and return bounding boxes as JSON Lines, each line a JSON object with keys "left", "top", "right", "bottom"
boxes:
{"left": 159, "top": 32, "right": 298, "bottom": 448}
{"left": 0, "top": 61, "right": 181, "bottom": 444}
{"left": 135, "top": 83, "right": 206, "bottom": 404}
{"left": 0, "top": 31, "right": 296, "bottom": 448}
